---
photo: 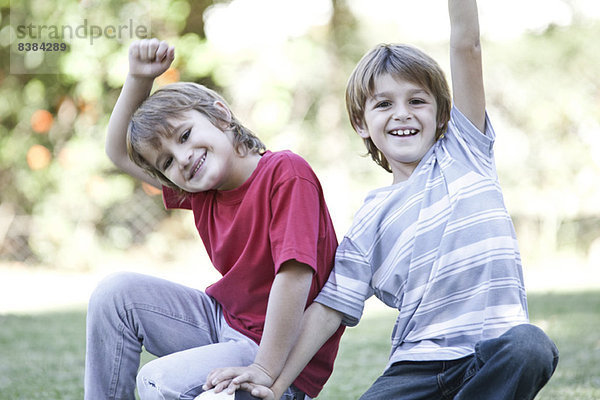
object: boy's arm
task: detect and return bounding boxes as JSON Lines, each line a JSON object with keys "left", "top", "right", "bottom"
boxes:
{"left": 264, "top": 302, "right": 342, "bottom": 399}
{"left": 106, "top": 39, "right": 174, "bottom": 188}
{"left": 206, "top": 302, "right": 343, "bottom": 399}
{"left": 252, "top": 260, "right": 314, "bottom": 379}
{"left": 448, "top": 0, "right": 486, "bottom": 133}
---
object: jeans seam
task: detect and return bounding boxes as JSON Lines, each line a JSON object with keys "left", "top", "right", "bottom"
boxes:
{"left": 438, "top": 372, "right": 462, "bottom": 400}
{"left": 438, "top": 358, "right": 476, "bottom": 399}
{"left": 126, "top": 302, "right": 214, "bottom": 331}
{"left": 107, "top": 323, "right": 125, "bottom": 400}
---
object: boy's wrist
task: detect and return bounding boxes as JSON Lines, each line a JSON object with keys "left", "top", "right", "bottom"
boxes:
{"left": 270, "top": 381, "right": 288, "bottom": 400}
{"left": 250, "top": 362, "right": 276, "bottom": 385}
{"left": 123, "top": 74, "right": 156, "bottom": 97}
{"left": 126, "top": 73, "right": 155, "bottom": 84}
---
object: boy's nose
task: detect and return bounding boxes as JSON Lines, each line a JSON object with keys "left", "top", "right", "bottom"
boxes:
{"left": 392, "top": 109, "right": 410, "bottom": 121}
{"left": 392, "top": 108, "right": 411, "bottom": 121}
{"left": 174, "top": 149, "right": 192, "bottom": 169}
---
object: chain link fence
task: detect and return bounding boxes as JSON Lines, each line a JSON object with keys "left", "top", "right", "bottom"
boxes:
{"left": 0, "top": 188, "right": 168, "bottom": 266}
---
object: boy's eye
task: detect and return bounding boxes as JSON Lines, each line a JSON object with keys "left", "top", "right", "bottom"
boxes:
{"left": 163, "top": 157, "right": 173, "bottom": 171}
{"left": 375, "top": 101, "right": 391, "bottom": 108}
{"left": 410, "top": 98, "right": 426, "bottom": 105}
{"left": 181, "top": 129, "right": 190, "bottom": 142}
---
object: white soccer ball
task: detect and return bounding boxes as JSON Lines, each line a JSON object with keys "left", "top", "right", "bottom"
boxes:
{"left": 194, "top": 389, "right": 235, "bottom": 400}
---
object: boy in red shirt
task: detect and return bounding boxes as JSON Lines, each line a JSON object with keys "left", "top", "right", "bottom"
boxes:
{"left": 84, "top": 38, "right": 343, "bottom": 400}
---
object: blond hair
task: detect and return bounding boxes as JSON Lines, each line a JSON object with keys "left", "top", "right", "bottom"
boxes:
{"left": 127, "top": 82, "right": 266, "bottom": 189}
{"left": 346, "top": 44, "right": 451, "bottom": 172}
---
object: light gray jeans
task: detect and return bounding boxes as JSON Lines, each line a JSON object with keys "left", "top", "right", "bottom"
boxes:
{"left": 84, "top": 272, "right": 308, "bottom": 400}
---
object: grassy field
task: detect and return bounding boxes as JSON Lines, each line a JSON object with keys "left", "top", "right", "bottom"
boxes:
{"left": 1, "top": 291, "right": 599, "bottom": 399}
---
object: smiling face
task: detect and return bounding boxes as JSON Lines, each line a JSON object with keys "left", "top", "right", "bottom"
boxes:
{"left": 357, "top": 73, "right": 440, "bottom": 183}
{"left": 138, "top": 107, "right": 256, "bottom": 192}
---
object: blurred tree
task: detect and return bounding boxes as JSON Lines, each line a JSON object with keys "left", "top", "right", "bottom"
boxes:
{"left": 0, "top": 0, "right": 598, "bottom": 270}
{"left": 484, "top": 18, "right": 600, "bottom": 261}
{"left": 0, "top": 0, "right": 199, "bottom": 267}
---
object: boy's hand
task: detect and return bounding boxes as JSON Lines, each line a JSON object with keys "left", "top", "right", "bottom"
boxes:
{"left": 237, "top": 383, "right": 276, "bottom": 400}
{"left": 204, "top": 364, "right": 275, "bottom": 394}
{"left": 128, "top": 38, "right": 175, "bottom": 79}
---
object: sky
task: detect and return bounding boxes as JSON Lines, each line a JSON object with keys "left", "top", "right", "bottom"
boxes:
{"left": 203, "top": 0, "right": 600, "bottom": 52}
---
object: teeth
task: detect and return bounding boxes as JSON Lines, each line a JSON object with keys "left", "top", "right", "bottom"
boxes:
{"left": 192, "top": 153, "right": 206, "bottom": 177}
{"left": 390, "top": 129, "right": 417, "bottom": 136}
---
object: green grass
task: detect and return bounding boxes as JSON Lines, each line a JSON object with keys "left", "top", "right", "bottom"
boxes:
{"left": 0, "top": 311, "right": 86, "bottom": 399}
{"left": 525, "top": 291, "right": 600, "bottom": 399}
{"left": 1, "top": 291, "right": 599, "bottom": 399}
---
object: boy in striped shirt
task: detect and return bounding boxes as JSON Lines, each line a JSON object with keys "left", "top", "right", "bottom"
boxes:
{"left": 206, "top": 1, "right": 558, "bottom": 398}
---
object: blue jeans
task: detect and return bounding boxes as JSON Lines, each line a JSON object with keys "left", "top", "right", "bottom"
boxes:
{"left": 84, "top": 272, "right": 309, "bottom": 400}
{"left": 359, "top": 324, "right": 559, "bottom": 400}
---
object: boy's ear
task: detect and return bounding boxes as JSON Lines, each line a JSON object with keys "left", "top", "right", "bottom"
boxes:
{"left": 213, "top": 100, "right": 232, "bottom": 129}
{"left": 354, "top": 119, "right": 370, "bottom": 139}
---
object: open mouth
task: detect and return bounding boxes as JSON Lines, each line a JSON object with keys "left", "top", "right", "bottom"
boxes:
{"left": 190, "top": 151, "right": 207, "bottom": 180}
{"left": 389, "top": 129, "right": 419, "bottom": 137}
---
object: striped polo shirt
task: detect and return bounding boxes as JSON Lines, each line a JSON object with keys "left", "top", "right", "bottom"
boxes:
{"left": 316, "top": 107, "right": 529, "bottom": 365}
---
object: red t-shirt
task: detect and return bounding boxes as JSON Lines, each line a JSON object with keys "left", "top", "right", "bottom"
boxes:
{"left": 163, "top": 150, "right": 344, "bottom": 397}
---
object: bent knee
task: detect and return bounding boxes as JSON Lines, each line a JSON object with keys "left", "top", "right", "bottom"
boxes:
{"left": 137, "top": 361, "right": 164, "bottom": 400}
{"left": 88, "top": 272, "right": 143, "bottom": 311}
{"left": 137, "top": 358, "right": 201, "bottom": 400}
{"left": 92, "top": 272, "right": 143, "bottom": 297}
{"left": 502, "top": 324, "right": 559, "bottom": 370}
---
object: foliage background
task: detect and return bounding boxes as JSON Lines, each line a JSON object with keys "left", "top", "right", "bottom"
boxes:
{"left": 1, "top": 0, "right": 599, "bottom": 273}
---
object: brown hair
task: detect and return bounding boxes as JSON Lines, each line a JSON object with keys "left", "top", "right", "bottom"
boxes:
{"left": 345, "top": 44, "right": 451, "bottom": 172}
{"left": 127, "top": 82, "right": 266, "bottom": 189}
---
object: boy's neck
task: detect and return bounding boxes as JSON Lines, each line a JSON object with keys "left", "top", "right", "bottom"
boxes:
{"left": 221, "top": 151, "right": 263, "bottom": 191}
{"left": 391, "top": 161, "right": 419, "bottom": 184}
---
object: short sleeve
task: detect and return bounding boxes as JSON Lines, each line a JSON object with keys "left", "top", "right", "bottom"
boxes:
{"left": 162, "top": 186, "right": 192, "bottom": 210}
{"left": 269, "top": 176, "right": 320, "bottom": 274}
{"left": 443, "top": 106, "right": 498, "bottom": 178}
{"left": 315, "top": 238, "right": 374, "bottom": 327}
{"left": 449, "top": 106, "right": 495, "bottom": 155}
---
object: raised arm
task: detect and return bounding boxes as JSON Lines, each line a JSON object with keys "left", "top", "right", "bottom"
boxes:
{"left": 448, "top": 0, "right": 486, "bottom": 132}
{"left": 105, "top": 39, "right": 175, "bottom": 188}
